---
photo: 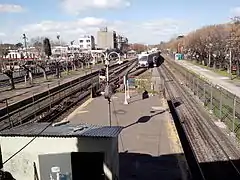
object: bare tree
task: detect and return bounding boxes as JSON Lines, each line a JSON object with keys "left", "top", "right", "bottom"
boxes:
{"left": 164, "top": 22, "right": 232, "bottom": 71}
{"left": 21, "top": 63, "right": 33, "bottom": 86}
{"left": 30, "top": 37, "right": 48, "bottom": 80}
{"left": 3, "top": 67, "right": 15, "bottom": 89}
{"left": 36, "top": 60, "right": 48, "bottom": 80}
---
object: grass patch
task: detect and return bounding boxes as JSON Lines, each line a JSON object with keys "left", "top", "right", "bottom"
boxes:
{"left": 134, "top": 69, "right": 159, "bottom": 95}
{"left": 137, "top": 70, "right": 152, "bottom": 79}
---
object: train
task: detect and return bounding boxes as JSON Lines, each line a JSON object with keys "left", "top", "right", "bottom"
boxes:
{"left": 137, "top": 51, "right": 161, "bottom": 69}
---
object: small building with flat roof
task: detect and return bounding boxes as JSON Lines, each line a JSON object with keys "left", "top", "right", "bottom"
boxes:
{"left": 0, "top": 122, "right": 122, "bottom": 180}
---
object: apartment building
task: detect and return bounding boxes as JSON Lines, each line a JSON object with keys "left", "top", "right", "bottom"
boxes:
{"left": 79, "top": 35, "right": 95, "bottom": 50}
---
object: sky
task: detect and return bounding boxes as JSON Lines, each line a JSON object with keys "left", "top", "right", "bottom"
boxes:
{"left": 0, "top": 0, "right": 240, "bottom": 45}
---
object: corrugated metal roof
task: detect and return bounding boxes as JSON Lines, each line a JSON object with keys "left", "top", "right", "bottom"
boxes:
{"left": 0, "top": 123, "right": 123, "bottom": 138}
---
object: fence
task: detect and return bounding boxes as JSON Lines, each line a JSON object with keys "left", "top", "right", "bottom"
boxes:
{"left": 167, "top": 59, "right": 240, "bottom": 139}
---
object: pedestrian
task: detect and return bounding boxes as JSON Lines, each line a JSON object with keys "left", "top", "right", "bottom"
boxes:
{"left": 142, "top": 90, "right": 149, "bottom": 99}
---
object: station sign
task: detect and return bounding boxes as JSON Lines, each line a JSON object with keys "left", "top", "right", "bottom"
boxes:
{"left": 128, "top": 77, "right": 136, "bottom": 88}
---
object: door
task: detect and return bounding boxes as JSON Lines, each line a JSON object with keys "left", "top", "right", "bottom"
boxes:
{"left": 71, "top": 152, "right": 105, "bottom": 180}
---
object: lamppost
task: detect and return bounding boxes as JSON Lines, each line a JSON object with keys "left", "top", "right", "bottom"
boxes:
{"left": 102, "top": 51, "right": 112, "bottom": 126}
{"left": 101, "top": 50, "right": 121, "bottom": 125}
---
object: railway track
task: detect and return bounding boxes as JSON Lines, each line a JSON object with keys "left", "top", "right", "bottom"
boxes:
{"left": 0, "top": 59, "right": 137, "bottom": 131}
{"left": 158, "top": 63, "right": 240, "bottom": 180}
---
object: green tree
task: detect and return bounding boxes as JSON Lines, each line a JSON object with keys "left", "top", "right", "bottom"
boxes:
{"left": 15, "top": 42, "right": 23, "bottom": 49}
{"left": 43, "top": 38, "right": 52, "bottom": 58}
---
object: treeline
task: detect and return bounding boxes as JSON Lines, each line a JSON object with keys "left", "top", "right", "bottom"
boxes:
{"left": 162, "top": 16, "right": 240, "bottom": 76}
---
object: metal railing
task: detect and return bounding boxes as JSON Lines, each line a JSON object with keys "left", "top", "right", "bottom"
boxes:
{"left": 166, "top": 58, "right": 240, "bottom": 139}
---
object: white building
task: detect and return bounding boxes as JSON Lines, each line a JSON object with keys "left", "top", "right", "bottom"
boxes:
{"left": 0, "top": 122, "right": 122, "bottom": 180}
{"left": 4, "top": 47, "right": 39, "bottom": 60}
{"left": 52, "top": 46, "right": 69, "bottom": 55}
{"left": 68, "top": 45, "right": 81, "bottom": 54}
{"left": 79, "top": 35, "right": 95, "bottom": 50}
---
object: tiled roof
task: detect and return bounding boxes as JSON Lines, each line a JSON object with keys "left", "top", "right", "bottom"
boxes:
{"left": 0, "top": 122, "right": 123, "bottom": 138}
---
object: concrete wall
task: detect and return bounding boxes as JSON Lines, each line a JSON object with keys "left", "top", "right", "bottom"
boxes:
{"left": 0, "top": 136, "right": 119, "bottom": 180}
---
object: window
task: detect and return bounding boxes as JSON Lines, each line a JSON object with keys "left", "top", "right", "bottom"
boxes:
{"left": 79, "top": 40, "right": 83, "bottom": 43}
{"left": 87, "top": 44, "right": 91, "bottom": 47}
{"left": 139, "top": 56, "right": 148, "bottom": 61}
{"left": 80, "top": 45, "right": 83, "bottom": 48}
{"left": 86, "top": 40, "right": 90, "bottom": 43}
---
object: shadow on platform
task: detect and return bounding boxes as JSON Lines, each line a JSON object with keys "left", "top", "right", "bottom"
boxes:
{"left": 199, "top": 159, "right": 240, "bottom": 180}
{"left": 119, "top": 152, "right": 240, "bottom": 180}
{"left": 119, "top": 152, "right": 185, "bottom": 180}
{"left": 123, "top": 110, "right": 166, "bottom": 129}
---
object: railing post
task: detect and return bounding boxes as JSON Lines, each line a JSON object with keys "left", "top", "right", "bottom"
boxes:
{"left": 232, "top": 96, "right": 236, "bottom": 136}
{"left": 196, "top": 79, "right": 199, "bottom": 97}
{"left": 210, "top": 84, "right": 213, "bottom": 112}
{"left": 6, "top": 99, "right": 13, "bottom": 128}
{"left": 193, "top": 77, "right": 195, "bottom": 94}
{"left": 127, "top": 79, "right": 130, "bottom": 99}
{"left": 124, "top": 76, "right": 128, "bottom": 105}
{"left": 185, "top": 71, "right": 187, "bottom": 85}
{"left": 58, "top": 80, "right": 61, "bottom": 99}
{"left": 189, "top": 73, "right": 191, "bottom": 89}
{"left": 219, "top": 89, "right": 222, "bottom": 121}
{"left": 32, "top": 92, "right": 36, "bottom": 120}
{"left": 203, "top": 84, "right": 206, "bottom": 106}
{"left": 48, "top": 84, "right": 51, "bottom": 109}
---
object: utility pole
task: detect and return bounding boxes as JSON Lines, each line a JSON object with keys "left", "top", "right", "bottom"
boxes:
{"left": 23, "top": 34, "right": 28, "bottom": 58}
{"left": 57, "top": 34, "right": 61, "bottom": 60}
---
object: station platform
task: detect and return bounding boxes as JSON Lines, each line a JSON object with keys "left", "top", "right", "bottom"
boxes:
{"left": 66, "top": 68, "right": 188, "bottom": 180}
{"left": 174, "top": 59, "right": 240, "bottom": 98}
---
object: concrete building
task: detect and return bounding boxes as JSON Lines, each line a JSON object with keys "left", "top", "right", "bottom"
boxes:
{"left": 117, "top": 35, "right": 129, "bottom": 52}
{"left": 0, "top": 122, "right": 122, "bottom": 180}
{"left": 79, "top": 35, "right": 95, "bottom": 50}
{"left": 97, "top": 27, "right": 117, "bottom": 50}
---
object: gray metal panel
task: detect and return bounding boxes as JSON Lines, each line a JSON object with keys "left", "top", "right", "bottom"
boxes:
{"left": 0, "top": 123, "right": 123, "bottom": 138}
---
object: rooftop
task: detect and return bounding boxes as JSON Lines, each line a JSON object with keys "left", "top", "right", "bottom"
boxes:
{"left": 0, "top": 123, "right": 123, "bottom": 138}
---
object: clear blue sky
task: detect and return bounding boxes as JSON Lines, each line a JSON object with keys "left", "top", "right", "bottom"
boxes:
{"left": 0, "top": 0, "right": 239, "bottom": 44}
